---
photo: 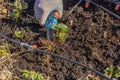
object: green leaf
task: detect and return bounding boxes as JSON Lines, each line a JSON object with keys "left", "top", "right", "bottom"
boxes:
{"left": 38, "top": 74, "right": 44, "bottom": 80}
{"left": 14, "top": 0, "right": 23, "bottom": 10}
{"left": 52, "top": 23, "right": 68, "bottom": 32}
{"left": 52, "top": 24, "right": 58, "bottom": 29}
{"left": 22, "top": 70, "right": 44, "bottom": 80}
{"left": 14, "top": 0, "right": 28, "bottom": 10}
{"left": 22, "top": 70, "right": 29, "bottom": 78}
{"left": 25, "top": 26, "right": 32, "bottom": 32}
{"left": 59, "top": 33, "right": 66, "bottom": 40}
{"left": 61, "top": 25, "right": 68, "bottom": 32}
{"left": 52, "top": 23, "right": 68, "bottom": 41}
{"left": 30, "top": 71, "right": 37, "bottom": 80}
{"left": 15, "top": 31, "right": 24, "bottom": 38}
{"left": 14, "top": 0, "right": 19, "bottom": 7}
{"left": 117, "top": 66, "right": 120, "bottom": 70}
{"left": 12, "top": 9, "right": 20, "bottom": 18}
{"left": 104, "top": 65, "right": 113, "bottom": 78}
{"left": 58, "top": 23, "right": 68, "bottom": 32}
{"left": 22, "top": 73, "right": 29, "bottom": 78}
{"left": 23, "top": 70, "right": 29, "bottom": 74}
{"left": 114, "top": 72, "right": 120, "bottom": 78}
{"left": 0, "top": 46, "right": 7, "bottom": 56}
{"left": 114, "top": 66, "right": 120, "bottom": 78}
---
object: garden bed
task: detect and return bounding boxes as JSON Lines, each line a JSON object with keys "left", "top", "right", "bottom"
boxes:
{"left": 0, "top": 0, "right": 120, "bottom": 80}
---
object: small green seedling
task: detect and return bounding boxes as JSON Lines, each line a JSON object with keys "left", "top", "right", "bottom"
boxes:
{"left": 14, "top": 0, "right": 23, "bottom": 10}
{"left": 22, "top": 70, "right": 44, "bottom": 80}
{"left": 52, "top": 23, "right": 68, "bottom": 32}
{"left": 11, "top": 9, "right": 20, "bottom": 18}
{"left": 25, "top": 26, "right": 32, "bottom": 33}
{"left": 104, "top": 65, "right": 114, "bottom": 78}
{"left": 104, "top": 65, "right": 120, "bottom": 79}
{"left": 15, "top": 31, "right": 24, "bottom": 38}
{"left": 58, "top": 33, "right": 66, "bottom": 40}
{"left": 14, "top": 0, "right": 28, "bottom": 10}
{"left": 114, "top": 66, "right": 120, "bottom": 78}
{"left": 10, "top": 0, "right": 28, "bottom": 19}
{"left": 0, "top": 46, "right": 7, "bottom": 57}
{"left": 52, "top": 23, "right": 68, "bottom": 41}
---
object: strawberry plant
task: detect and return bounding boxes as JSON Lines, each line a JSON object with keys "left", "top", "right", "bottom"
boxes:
{"left": 10, "top": 0, "right": 28, "bottom": 19}
{"left": 104, "top": 65, "right": 120, "bottom": 79}
{"left": 114, "top": 66, "right": 120, "bottom": 78}
{"left": 52, "top": 23, "right": 68, "bottom": 41}
{"left": 22, "top": 70, "right": 44, "bottom": 80}
{"left": 104, "top": 65, "right": 113, "bottom": 78}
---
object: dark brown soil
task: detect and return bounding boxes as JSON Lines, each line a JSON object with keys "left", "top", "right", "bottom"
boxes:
{"left": 0, "top": 0, "right": 120, "bottom": 80}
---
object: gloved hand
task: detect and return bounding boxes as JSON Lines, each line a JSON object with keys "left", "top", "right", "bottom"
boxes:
{"left": 34, "top": 0, "right": 63, "bottom": 26}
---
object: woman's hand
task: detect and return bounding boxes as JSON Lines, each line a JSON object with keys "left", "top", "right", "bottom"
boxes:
{"left": 34, "top": 0, "right": 63, "bottom": 26}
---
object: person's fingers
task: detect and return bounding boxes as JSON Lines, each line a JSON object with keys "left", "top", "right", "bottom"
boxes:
{"left": 40, "top": 10, "right": 52, "bottom": 26}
